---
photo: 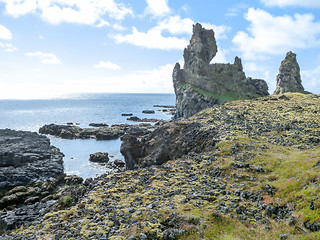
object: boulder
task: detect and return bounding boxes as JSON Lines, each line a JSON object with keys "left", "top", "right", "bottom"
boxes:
{"left": 273, "top": 51, "right": 306, "bottom": 94}
{"left": 113, "top": 159, "right": 125, "bottom": 168}
{"left": 173, "top": 23, "right": 269, "bottom": 118}
{"left": 89, "top": 152, "right": 109, "bottom": 163}
{"left": 127, "top": 116, "right": 141, "bottom": 122}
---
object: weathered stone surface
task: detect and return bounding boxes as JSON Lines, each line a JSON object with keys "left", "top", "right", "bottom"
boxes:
{"left": 0, "top": 129, "right": 64, "bottom": 190}
{"left": 39, "top": 123, "right": 156, "bottom": 140}
{"left": 89, "top": 152, "right": 109, "bottom": 163}
{"left": 274, "top": 51, "right": 306, "bottom": 94}
{"left": 120, "top": 121, "right": 217, "bottom": 169}
{"left": 173, "top": 23, "right": 269, "bottom": 118}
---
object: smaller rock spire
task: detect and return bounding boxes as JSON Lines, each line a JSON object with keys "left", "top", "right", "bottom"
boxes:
{"left": 273, "top": 51, "right": 305, "bottom": 95}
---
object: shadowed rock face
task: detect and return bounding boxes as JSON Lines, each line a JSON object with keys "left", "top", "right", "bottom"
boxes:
{"left": 0, "top": 129, "right": 64, "bottom": 190}
{"left": 273, "top": 51, "right": 305, "bottom": 94}
{"left": 173, "top": 23, "right": 269, "bottom": 119}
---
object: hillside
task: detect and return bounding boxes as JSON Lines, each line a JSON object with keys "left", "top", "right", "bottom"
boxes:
{"left": 3, "top": 93, "right": 320, "bottom": 239}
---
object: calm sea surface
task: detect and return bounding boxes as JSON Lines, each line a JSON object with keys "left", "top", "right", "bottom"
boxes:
{"left": 0, "top": 93, "right": 175, "bottom": 178}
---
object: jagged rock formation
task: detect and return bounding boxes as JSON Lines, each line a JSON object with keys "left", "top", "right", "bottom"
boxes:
{"left": 173, "top": 23, "right": 269, "bottom": 118}
{"left": 273, "top": 51, "right": 305, "bottom": 94}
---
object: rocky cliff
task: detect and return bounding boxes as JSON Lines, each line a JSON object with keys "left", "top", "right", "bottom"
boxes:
{"left": 274, "top": 51, "right": 306, "bottom": 94}
{"left": 173, "top": 23, "right": 269, "bottom": 118}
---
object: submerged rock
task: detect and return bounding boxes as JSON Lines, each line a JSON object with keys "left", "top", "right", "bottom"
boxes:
{"left": 274, "top": 51, "right": 306, "bottom": 94}
{"left": 173, "top": 23, "right": 269, "bottom": 118}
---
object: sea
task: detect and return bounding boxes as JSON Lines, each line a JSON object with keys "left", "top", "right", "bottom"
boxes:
{"left": 0, "top": 93, "right": 175, "bottom": 179}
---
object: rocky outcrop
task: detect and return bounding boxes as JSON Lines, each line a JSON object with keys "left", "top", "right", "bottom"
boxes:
{"left": 173, "top": 23, "right": 269, "bottom": 118}
{"left": 273, "top": 51, "right": 306, "bottom": 94}
{"left": 0, "top": 129, "right": 64, "bottom": 190}
{"left": 120, "top": 121, "right": 217, "bottom": 170}
{"left": 89, "top": 152, "right": 109, "bottom": 163}
{"left": 39, "top": 123, "right": 157, "bottom": 140}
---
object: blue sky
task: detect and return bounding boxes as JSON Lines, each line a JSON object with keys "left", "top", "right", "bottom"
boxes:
{"left": 0, "top": 0, "right": 320, "bottom": 99}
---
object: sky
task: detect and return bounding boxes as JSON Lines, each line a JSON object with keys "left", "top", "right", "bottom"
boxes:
{"left": 0, "top": 0, "right": 320, "bottom": 99}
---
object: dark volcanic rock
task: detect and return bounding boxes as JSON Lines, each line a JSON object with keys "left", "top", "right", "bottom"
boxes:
{"left": 0, "top": 129, "right": 64, "bottom": 190}
{"left": 127, "top": 116, "right": 141, "bottom": 122}
{"left": 120, "top": 134, "right": 143, "bottom": 170}
{"left": 274, "top": 51, "right": 305, "bottom": 94}
{"left": 142, "top": 110, "right": 155, "bottom": 114}
{"left": 173, "top": 23, "right": 269, "bottom": 118}
{"left": 89, "top": 123, "right": 109, "bottom": 127}
{"left": 89, "top": 152, "right": 109, "bottom": 163}
{"left": 120, "top": 121, "right": 217, "bottom": 169}
{"left": 39, "top": 123, "right": 156, "bottom": 140}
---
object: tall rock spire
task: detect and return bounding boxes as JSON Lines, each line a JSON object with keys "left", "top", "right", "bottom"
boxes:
{"left": 274, "top": 51, "right": 305, "bottom": 94}
{"left": 173, "top": 23, "right": 269, "bottom": 119}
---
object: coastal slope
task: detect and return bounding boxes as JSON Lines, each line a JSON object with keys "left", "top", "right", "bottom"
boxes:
{"left": 4, "top": 93, "right": 320, "bottom": 239}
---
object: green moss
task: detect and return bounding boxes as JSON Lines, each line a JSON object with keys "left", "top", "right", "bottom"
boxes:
{"left": 63, "top": 195, "right": 72, "bottom": 206}
{"left": 181, "top": 83, "right": 246, "bottom": 102}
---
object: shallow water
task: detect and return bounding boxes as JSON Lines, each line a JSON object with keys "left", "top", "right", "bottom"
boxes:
{"left": 0, "top": 93, "right": 175, "bottom": 178}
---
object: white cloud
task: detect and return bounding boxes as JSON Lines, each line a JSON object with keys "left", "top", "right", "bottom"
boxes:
{"left": 145, "top": 0, "right": 170, "bottom": 17}
{"left": 301, "top": 66, "right": 320, "bottom": 92}
{"left": 1, "top": 0, "right": 37, "bottom": 17}
{"left": 112, "top": 23, "right": 126, "bottom": 31}
{"left": 0, "top": 42, "right": 17, "bottom": 52}
{"left": 233, "top": 8, "right": 320, "bottom": 59}
{"left": 155, "top": 16, "right": 193, "bottom": 35}
{"left": 26, "top": 51, "right": 61, "bottom": 64}
{"left": 0, "top": 0, "right": 133, "bottom": 25}
{"left": 113, "top": 16, "right": 230, "bottom": 50}
{"left": 95, "top": 19, "right": 110, "bottom": 28}
{"left": 94, "top": 61, "right": 121, "bottom": 70}
{"left": 113, "top": 26, "right": 188, "bottom": 50}
{"left": 0, "top": 24, "right": 12, "bottom": 40}
{"left": 261, "top": 0, "right": 320, "bottom": 8}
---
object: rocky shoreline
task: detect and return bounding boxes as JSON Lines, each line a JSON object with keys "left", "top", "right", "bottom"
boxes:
{"left": 2, "top": 93, "right": 320, "bottom": 239}
{"left": 39, "top": 123, "right": 158, "bottom": 140}
{"left": 1, "top": 23, "right": 320, "bottom": 239}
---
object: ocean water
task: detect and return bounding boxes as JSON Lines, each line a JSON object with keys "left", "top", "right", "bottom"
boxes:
{"left": 0, "top": 93, "right": 175, "bottom": 178}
